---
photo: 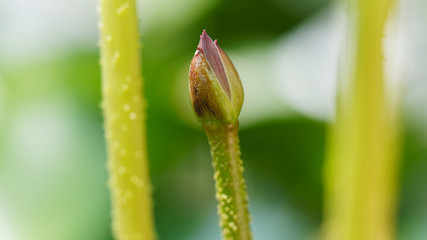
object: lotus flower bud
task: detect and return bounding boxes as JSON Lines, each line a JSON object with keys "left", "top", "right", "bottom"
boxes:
{"left": 189, "top": 30, "right": 244, "bottom": 123}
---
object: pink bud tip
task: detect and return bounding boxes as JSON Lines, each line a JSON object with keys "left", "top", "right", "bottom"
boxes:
{"left": 199, "top": 30, "right": 231, "bottom": 99}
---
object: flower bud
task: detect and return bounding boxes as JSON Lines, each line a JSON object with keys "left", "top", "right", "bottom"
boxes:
{"left": 189, "top": 30, "right": 244, "bottom": 123}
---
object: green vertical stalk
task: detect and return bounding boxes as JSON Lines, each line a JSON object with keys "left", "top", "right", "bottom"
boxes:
{"left": 98, "top": 0, "right": 155, "bottom": 239}
{"left": 324, "top": 0, "right": 399, "bottom": 239}
{"left": 202, "top": 121, "right": 251, "bottom": 240}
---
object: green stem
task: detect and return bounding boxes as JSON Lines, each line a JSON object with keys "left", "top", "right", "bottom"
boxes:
{"left": 98, "top": 0, "right": 156, "bottom": 239}
{"left": 324, "top": 0, "right": 399, "bottom": 239}
{"left": 202, "top": 121, "right": 252, "bottom": 240}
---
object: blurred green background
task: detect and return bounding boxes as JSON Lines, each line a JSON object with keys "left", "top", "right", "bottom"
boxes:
{"left": 0, "top": 0, "right": 426, "bottom": 239}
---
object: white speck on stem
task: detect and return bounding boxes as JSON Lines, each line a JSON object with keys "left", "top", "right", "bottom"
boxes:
{"left": 129, "top": 112, "right": 137, "bottom": 120}
{"left": 116, "top": 3, "right": 129, "bottom": 15}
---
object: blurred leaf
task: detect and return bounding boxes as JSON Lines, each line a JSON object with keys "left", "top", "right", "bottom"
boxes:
{"left": 240, "top": 118, "right": 325, "bottom": 222}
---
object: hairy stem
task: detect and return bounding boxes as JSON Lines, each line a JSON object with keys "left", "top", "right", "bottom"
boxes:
{"left": 202, "top": 121, "right": 252, "bottom": 240}
{"left": 98, "top": 0, "right": 156, "bottom": 239}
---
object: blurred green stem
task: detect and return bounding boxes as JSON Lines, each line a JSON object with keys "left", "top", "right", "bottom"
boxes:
{"left": 98, "top": 0, "right": 156, "bottom": 239}
{"left": 324, "top": 0, "right": 399, "bottom": 239}
{"left": 202, "top": 121, "right": 252, "bottom": 240}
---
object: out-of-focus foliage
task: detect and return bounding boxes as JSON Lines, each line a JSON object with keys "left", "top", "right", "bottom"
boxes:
{"left": 0, "top": 0, "right": 426, "bottom": 239}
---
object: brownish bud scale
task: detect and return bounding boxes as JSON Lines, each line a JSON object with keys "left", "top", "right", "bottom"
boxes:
{"left": 189, "top": 30, "right": 244, "bottom": 123}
